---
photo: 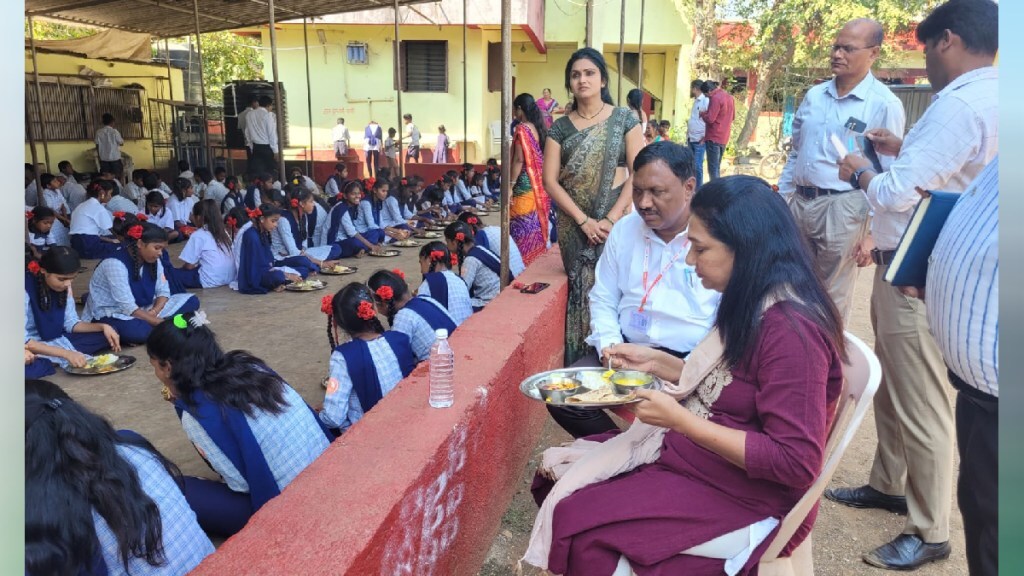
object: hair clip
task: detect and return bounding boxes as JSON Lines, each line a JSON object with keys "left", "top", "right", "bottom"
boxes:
{"left": 226, "top": 216, "right": 238, "bottom": 228}
{"left": 455, "top": 232, "right": 466, "bottom": 242}
{"left": 290, "top": 198, "right": 300, "bottom": 208}
{"left": 429, "top": 250, "right": 445, "bottom": 262}
{"left": 46, "top": 398, "right": 62, "bottom": 410}
{"left": 25, "top": 211, "right": 33, "bottom": 221}
{"left": 375, "top": 285, "right": 394, "bottom": 301}
{"left": 293, "top": 178, "right": 301, "bottom": 185}
{"left": 391, "top": 268, "right": 405, "bottom": 280}
{"left": 188, "top": 310, "right": 210, "bottom": 328}
{"left": 172, "top": 314, "right": 188, "bottom": 329}
{"left": 356, "top": 300, "right": 377, "bottom": 321}
{"left": 321, "top": 294, "right": 335, "bottom": 315}
{"left": 127, "top": 225, "right": 144, "bottom": 240}
{"left": 113, "top": 211, "right": 126, "bottom": 219}
{"left": 467, "top": 217, "right": 478, "bottom": 225}
{"left": 136, "top": 213, "right": 148, "bottom": 221}
{"left": 27, "top": 261, "right": 41, "bottom": 274}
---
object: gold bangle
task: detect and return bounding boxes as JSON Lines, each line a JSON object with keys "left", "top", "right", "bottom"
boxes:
{"left": 577, "top": 216, "right": 590, "bottom": 227}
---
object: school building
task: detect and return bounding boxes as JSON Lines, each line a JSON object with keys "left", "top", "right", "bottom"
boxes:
{"left": 247, "top": 0, "right": 695, "bottom": 165}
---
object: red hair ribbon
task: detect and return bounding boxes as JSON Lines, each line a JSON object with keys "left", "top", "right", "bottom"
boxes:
{"left": 227, "top": 182, "right": 236, "bottom": 190}
{"left": 27, "top": 261, "right": 41, "bottom": 275}
{"left": 291, "top": 198, "right": 300, "bottom": 208}
{"left": 771, "top": 184, "right": 779, "bottom": 192}
{"left": 455, "top": 232, "right": 466, "bottom": 242}
{"left": 450, "top": 254, "right": 460, "bottom": 267}
{"left": 127, "top": 225, "right": 144, "bottom": 240}
{"left": 225, "top": 216, "right": 238, "bottom": 229}
{"left": 375, "top": 285, "right": 394, "bottom": 301}
{"left": 356, "top": 300, "right": 376, "bottom": 321}
{"left": 246, "top": 208, "right": 263, "bottom": 219}
{"left": 25, "top": 211, "right": 33, "bottom": 221}
{"left": 113, "top": 211, "right": 126, "bottom": 219}
{"left": 336, "top": 193, "right": 346, "bottom": 202}
{"left": 391, "top": 268, "right": 405, "bottom": 280}
{"left": 321, "top": 294, "right": 334, "bottom": 315}
{"left": 136, "top": 213, "right": 149, "bottom": 221}
{"left": 467, "top": 217, "right": 478, "bottom": 225}
{"left": 400, "top": 178, "right": 408, "bottom": 186}
{"left": 429, "top": 250, "right": 445, "bottom": 262}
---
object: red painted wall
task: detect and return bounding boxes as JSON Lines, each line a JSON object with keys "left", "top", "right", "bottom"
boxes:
{"left": 404, "top": 163, "right": 489, "bottom": 185}
{"left": 191, "top": 249, "right": 568, "bottom": 575}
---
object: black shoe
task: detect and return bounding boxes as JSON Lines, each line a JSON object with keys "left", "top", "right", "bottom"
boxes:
{"left": 824, "top": 485, "right": 908, "bottom": 514}
{"left": 863, "top": 534, "right": 951, "bottom": 571}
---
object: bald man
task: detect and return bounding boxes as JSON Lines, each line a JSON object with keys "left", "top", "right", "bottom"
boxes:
{"left": 776, "top": 18, "right": 905, "bottom": 322}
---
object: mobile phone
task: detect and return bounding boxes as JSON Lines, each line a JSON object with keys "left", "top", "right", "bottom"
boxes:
{"left": 857, "top": 135, "right": 884, "bottom": 174}
{"left": 520, "top": 282, "right": 550, "bottom": 294}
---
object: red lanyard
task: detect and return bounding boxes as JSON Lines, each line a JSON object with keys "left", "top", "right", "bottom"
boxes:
{"left": 639, "top": 237, "right": 688, "bottom": 312}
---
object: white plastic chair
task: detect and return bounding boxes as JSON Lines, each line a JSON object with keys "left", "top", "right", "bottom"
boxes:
{"left": 617, "top": 332, "right": 881, "bottom": 576}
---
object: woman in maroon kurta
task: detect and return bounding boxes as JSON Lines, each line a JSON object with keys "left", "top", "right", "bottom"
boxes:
{"left": 533, "top": 175, "right": 846, "bottom": 575}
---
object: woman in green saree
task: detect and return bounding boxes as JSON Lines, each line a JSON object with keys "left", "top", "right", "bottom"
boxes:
{"left": 543, "top": 48, "right": 645, "bottom": 365}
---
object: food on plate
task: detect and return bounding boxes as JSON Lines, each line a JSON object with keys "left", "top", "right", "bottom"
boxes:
{"left": 86, "top": 354, "right": 118, "bottom": 369}
{"left": 566, "top": 385, "right": 635, "bottom": 404}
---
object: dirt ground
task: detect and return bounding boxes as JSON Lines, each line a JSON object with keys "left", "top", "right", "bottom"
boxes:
{"left": 478, "top": 269, "right": 969, "bottom": 576}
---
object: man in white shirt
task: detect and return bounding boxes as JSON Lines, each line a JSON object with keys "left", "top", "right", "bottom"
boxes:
{"left": 244, "top": 95, "right": 279, "bottom": 176}
{"left": 777, "top": 19, "right": 905, "bottom": 322}
{"left": 548, "top": 141, "right": 720, "bottom": 438}
{"left": 237, "top": 96, "right": 259, "bottom": 159}
{"left": 402, "top": 113, "right": 420, "bottom": 164}
{"left": 332, "top": 117, "right": 351, "bottom": 160}
{"left": 94, "top": 113, "right": 124, "bottom": 180}
{"left": 830, "top": 1, "right": 998, "bottom": 571}
{"left": 686, "top": 80, "right": 709, "bottom": 187}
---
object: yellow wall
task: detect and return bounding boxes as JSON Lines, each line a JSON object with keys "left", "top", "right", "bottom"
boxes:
{"left": 24, "top": 50, "right": 184, "bottom": 172}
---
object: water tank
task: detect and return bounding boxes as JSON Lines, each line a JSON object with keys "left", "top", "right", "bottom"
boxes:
{"left": 222, "top": 81, "right": 289, "bottom": 150}
{"left": 154, "top": 46, "right": 203, "bottom": 104}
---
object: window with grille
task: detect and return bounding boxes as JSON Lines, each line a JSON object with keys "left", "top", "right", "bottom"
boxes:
{"left": 347, "top": 42, "right": 368, "bottom": 65}
{"left": 395, "top": 41, "right": 448, "bottom": 93}
{"left": 25, "top": 82, "right": 146, "bottom": 142}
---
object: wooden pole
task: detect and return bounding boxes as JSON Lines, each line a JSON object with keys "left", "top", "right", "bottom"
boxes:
{"left": 462, "top": 0, "right": 468, "bottom": 164}
{"left": 617, "top": 0, "right": 626, "bottom": 104}
{"left": 27, "top": 15, "right": 51, "bottom": 178}
{"left": 164, "top": 38, "right": 175, "bottom": 101}
{"left": 192, "top": 0, "right": 212, "bottom": 169}
{"left": 25, "top": 96, "right": 43, "bottom": 207}
{"left": 303, "top": 17, "right": 314, "bottom": 177}
{"left": 585, "top": 0, "right": 593, "bottom": 48}
{"left": 499, "top": 0, "right": 511, "bottom": 287}
{"left": 394, "top": 0, "right": 404, "bottom": 176}
{"left": 638, "top": 0, "right": 646, "bottom": 94}
{"left": 268, "top": 0, "right": 287, "bottom": 180}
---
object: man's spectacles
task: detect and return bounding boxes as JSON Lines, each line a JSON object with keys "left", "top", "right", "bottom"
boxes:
{"left": 830, "top": 44, "right": 879, "bottom": 55}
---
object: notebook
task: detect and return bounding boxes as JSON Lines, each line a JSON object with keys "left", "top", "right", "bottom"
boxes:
{"left": 884, "top": 190, "right": 960, "bottom": 287}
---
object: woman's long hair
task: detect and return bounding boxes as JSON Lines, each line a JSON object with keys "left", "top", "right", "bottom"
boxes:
{"left": 146, "top": 312, "right": 287, "bottom": 416}
{"left": 626, "top": 88, "right": 645, "bottom": 123}
{"left": 193, "top": 199, "right": 232, "bottom": 254}
{"left": 513, "top": 93, "right": 548, "bottom": 146}
{"left": 26, "top": 379, "right": 181, "bottom": 575}
{"left": 691, "top": 175, "right": 846, "bottom": 368}
{"left": 563, "top": 47, "right": 615, "bottom": 111}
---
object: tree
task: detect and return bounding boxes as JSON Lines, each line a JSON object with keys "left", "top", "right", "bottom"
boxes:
{"left": 164, "top": 32, "right": 264, "bottom": 105}
{"left": 721, "top": 0, "right": 938, "bottom": 153}
{"left": 26, "top": 19, "right": 100, "bottom": 40}
{"left": 688, "top": 0, "right": 722, "bottom": 80}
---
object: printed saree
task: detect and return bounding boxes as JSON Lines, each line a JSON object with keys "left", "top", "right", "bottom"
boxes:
{"left": 510, "top": 123, "right": 551, "bottom": 266}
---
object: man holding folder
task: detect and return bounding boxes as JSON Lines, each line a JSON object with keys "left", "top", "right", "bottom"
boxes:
{"left": 831, "top": 0, "right": 998, "bottom": 570}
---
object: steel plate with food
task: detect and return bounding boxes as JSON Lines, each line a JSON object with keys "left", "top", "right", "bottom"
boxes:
{"left": 392, "top": 239, "right": 421, "bottom": 248}
{"left": 413, "top": 231, "right": 442, "bottom": 239}
{"left": 285, "top": 278, "right": 327, "bottom": 291}
{"left": 319, "top": 264, "right": 358, "bottom": 276}
{"left": 425, "top": 225, "right": 447, "bottom": 232}
{"left": 369, "top": 249, "right": 401, "bottom": 258}
{"left": 519, "top": 367, "right": 661, "bottom": 408}
{"left": 65, "top": 354, "right": 137, "bottom": 376}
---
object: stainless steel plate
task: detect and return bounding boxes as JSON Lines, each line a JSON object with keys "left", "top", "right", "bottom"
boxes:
{"left": 519, "top": 367, "right": 661, "bottom": 408}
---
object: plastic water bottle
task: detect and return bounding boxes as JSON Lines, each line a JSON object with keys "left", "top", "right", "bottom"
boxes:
{"left": 429, "top": 329, "right": 455, "bottom": 408}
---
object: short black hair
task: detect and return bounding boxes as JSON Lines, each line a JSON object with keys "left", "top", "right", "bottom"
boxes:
{"left": 916, "top": 0, "right": 998, "bottom": 56}
{"left": 58, "top": 160, "right": 72, "bottom": 171}
{"left": 131, "top": 168, "right": 148, "bottom": 181}
{"left": 690, "top": 79, "right": 704, "bottom": 90}
{"left": 701, "top": 80, "right": 718, "bottom": 94}
{"left": 214, "top": 166, "right": 226, "bottom": 175}
{"left": 258, "top": 95, "right": 273, "bottom": 107}
{"left": 403, "top": 113, "right": 413, "bottom": 120}
{"left": 633, "top": 140, "right": 695, "bottom": 183}
{"left": 177, "top": 160, "right": 190, "bottom": 172}
{"left": 101, "top": 113, "right": 114, "bottom": 125}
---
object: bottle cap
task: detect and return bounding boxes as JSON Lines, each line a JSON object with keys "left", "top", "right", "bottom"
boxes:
{"left": 435, "top": 329, "right": 449, "bottom": 339}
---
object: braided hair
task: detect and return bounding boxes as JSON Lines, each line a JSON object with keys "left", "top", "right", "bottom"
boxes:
{"left": 124, "top": 223, "right": 168, "bottom": 281}
{"left": 418, "top": 241, "right": 452, "bottom": 274}
{"left": 444, "top": 221, "right": 474, "bottom": 274}
{"left": 367, "top": 270, "right": 409, "bottom": 326}
{"left": 325, "top": 283, "right": 385, "bottom": 350}
{"left": 32, "top": 246, "right": 81, "bottom": 312}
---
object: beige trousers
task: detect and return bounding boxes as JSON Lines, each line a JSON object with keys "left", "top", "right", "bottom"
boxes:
{"left": 789, "top": 191, "right": 869, "bottom": 322}
{"left": 868, "top": 265, "right": 954, "bottom": 543}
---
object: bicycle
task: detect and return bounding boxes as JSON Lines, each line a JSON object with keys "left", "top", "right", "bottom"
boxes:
{"left": 759, "top": 138, "right": 792, "bottom": 181}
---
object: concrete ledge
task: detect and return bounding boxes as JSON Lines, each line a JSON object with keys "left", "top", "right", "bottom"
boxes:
{"left": 191, "top": 248, "right": 567, "bottom": 575}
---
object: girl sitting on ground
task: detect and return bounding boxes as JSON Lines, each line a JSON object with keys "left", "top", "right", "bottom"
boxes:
{"left": 415, "top": 241, "right": 473, "bottom": 326}
{"left": 166, "top": 177, "right": 197, "bottom": 234}
{"left": 368, "top": 269, "right": 457, "bottom": 362}
{"left": 457, "top": 212, "right": 526, "bottom": 277}
{"left": 69, "top": 180, "right": 121, "bottom": 260}
{"left": 146, "top": 311, "right": 332, "bottom": 538}
{"left": 275, "top": 188, "right": 341, "bottom": 270}
{"left": 326, "top": 181, "right": 384, "bottom": 257}
{"left": 220, "top": 176, "right": 244, "bottom": 215}
{"left": 224, "top": 206, "right": 248, "bottom": 241}
{"left": 174, "top": 199, "right": 237, "bottom": 290}
{"left": 445, "top": 220, "right": 506, "bottom": 311}
{"left": 231, "top": 204, "right": 305, "bottom": 294}
{"left": 145, "top": 191, "right": 180, "bottom": 243}
{"left": 368, "top": 179, "right": 413, "bottom": 239}
{"left": 26, "top": 206, "right": 58, "bottom": 259}
{"left": 320, "top": 283, "right": 417, "bottom": 434}
{"left": 25, "top": 379, "right": 214, "bottom": 575}
{"left": 82, "top": 222, "right": 199, "bottom": 344}
{"left": 24, "top": 247, "right": 121, "bottom": 378}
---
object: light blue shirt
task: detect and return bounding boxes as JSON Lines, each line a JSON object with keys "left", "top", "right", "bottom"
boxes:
{"left": 329, "top": 205, "right": 359, "bottom": 242}
{"left": 320, "top": 336, "right": 408, "bottom": 431}
{"left": 353, "top": 200, "right": 380, "bottom": 234}
{"left": 392, "top": 296, "right": 457, "bottom": 361}
{"left": 415, "top": 269, "right": 473, "bottom": 325}
{"left": 381, "top": 196, "right": 406, "bottom": 228}
{"left": 83, "top": 257, "right": 193, "bottom": 321}
{"left": 461, "top": 251, "right": 501, "bottom": 308}
{"left": 925, "top": 157, "right": 998, "bottom": 397}
{"left": 483, "top": 226, "right": 525, "bottom": 276}
{"left": 24, "top": 289, "right": 84, "bottom": 367}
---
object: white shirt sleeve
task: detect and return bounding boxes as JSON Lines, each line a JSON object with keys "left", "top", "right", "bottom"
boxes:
{"left": 587, "top": 226, "right": 624, "bottom": 352}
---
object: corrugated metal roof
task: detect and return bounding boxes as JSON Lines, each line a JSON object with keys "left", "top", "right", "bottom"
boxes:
{"left": 26, "top": 0, "right": 438, "bottom": 38}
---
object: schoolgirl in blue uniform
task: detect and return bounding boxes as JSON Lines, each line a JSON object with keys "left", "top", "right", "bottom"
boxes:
{"left": 24, "top": 247, "right": 121, "bottom": 379}
{"left": 456, "top": 212, "right": 527, "bottom": 276}
{"left": 26, "top": 206, "right": 57, "bottom": 259}
{"left": 368, "top": 269, "right": 457, "bottom": 362}
{"left": 243, "top": 172, "right": 273, "bottom": 210}
{"left": 231, "top": 204, "right": 307, "bottom": 294}
{"left": 367, "top": 179, "right": 413, "bottom": 239}
{"left": 446, "top": 220, "right": 508, "bottom": 311}
{"left": 69, "top": 180, "right": 121, "bottom": 259}
{"left": 352, "top": 180, "right": 394, "bottom": 245}
{"left": 83, "top": 222, "right": 199, "bottom": 344}
{"left": 326, "top": 181, "right": 384, "bottom": 257}
{"left": 220, "top": 176, "right": 244, "bottom": 215}
{"left": 415, "top": 241, "right": 473, "bottom": 325}
{"left": 146, "top": 312, "right": 332, "bottom": 537}
{"left": 25, "top": 379, "right": 213, "bottom": 575}
{"left": 320, "top": 283, "right": 417, "bottom": 434}
{"left": 275, "top": 188, "right": 341, "bottom": 268}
